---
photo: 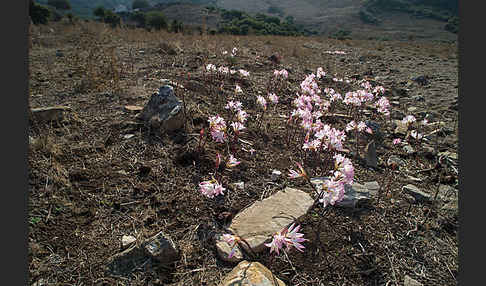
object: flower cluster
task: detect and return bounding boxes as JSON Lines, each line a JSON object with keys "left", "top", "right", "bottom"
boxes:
{"left": 208, "top": 115, "right": 227, "bottom": 143}
{"left": 199, "top": 179, "right": 226, "bottom": 198}
{"left": 205, "top": 63, "right": 249, "bottom": 77}
{"left": 325, "top": 50, "right": 347, "bottom": 55}
{"left": 274, "top": 69, "right": 289, "bottom": 79}
{"left": 315, "top": 154, "right": 354, "bottom": 207}
{"left": 345, "top": 120, "right": 372, "bottom": 134}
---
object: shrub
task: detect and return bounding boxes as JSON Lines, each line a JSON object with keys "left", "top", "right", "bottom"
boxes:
{"left": 359, "top": 9, "right": 381, "bottom": 25}
{"left": 132, "top": 0, "right": 150, "bottom": 10}
{"left": 30, "top": 0, "right": 51, "bottom": 25}
{"left": 130, "top": 11, "right": 147, "bottom": 28}
{"left": 104, "top": 10, "right": 121, "bottom": 28}
{"left": 146, "top": 11, "right": 168, "bottom": 30}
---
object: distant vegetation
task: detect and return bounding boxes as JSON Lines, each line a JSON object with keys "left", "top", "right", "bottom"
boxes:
{"left": 212, "top": 8, "right": 313, "bottom": 36}
{"left": 360, "top": 0, "right": 458, "bottom": 33}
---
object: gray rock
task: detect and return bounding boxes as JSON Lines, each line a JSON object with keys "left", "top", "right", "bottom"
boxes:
{"left": 30, "top": 106, "right": 71, "bottom": 124}
{"left": 219, "top": 260, "right": 286, "bottom": 286}
{"left": 106, "top": 244, "right": 151, "bottom": 276}
{"left": 228, "top": 188, "right": 314, "bottom": 253}
{"left": 311, "top": 178, "right": 379, "bottom": 208}
{"left": 215, "top": 234, "right": 244, "bottom": 263}
{"left": 402, "top": 184, "right": 431, "bottom": 203}
{"left": 404, "top": 275, "right": 423, "bottom": 286}
{"left": 232, "top": 182, "right": 245, "bottom": 191}
{"left": 142, "top": 231, "right": 179, "bottom": 265}
{"left": 365, "top": 140, "right": 378, "bottom": 168}
{"left": 137, "top": 85, "right": 184, "bottom": 133}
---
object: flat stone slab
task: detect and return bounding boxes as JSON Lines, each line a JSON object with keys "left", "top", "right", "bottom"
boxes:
{"left": 402, "top": 184, "right": 431, "bottom": 203}
{"left": 30, "top": 106, "right": 71, "bottom": 124}
{"left": 219, "top": 260, "right": 286, "bottom": 286}
{"left": 228, "top": 187, "right": 314, "bottom": 253}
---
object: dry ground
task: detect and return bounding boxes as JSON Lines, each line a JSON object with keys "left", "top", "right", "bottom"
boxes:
{"left": 28, "top": 21, "right": 458, "bottom": 285}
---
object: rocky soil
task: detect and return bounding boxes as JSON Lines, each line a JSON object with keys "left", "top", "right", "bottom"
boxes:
{"left": 28, "top": 21, "right": 458, "bottom": 285}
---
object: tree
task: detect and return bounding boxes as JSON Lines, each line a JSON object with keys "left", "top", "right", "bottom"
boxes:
{"left": 93, "top": 6, "right": 106, "bottom": 20}
{"left": 132, "top": 0, "right": 150, "bottom": 10}
{"left": 146, "top": 11, "right": 167, "bottom": 30}
{"left": 104, "top": 10, "right": 121, "bottom": 28}
{"left": 47, "top": 0, "right": 71, "bottom": 11}
{"left": 30, "top": 0, "right": 51, "bottom": 25}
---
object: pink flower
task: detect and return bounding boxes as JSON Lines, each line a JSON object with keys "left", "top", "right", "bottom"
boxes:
{"left": 239, "top": 69, "right": 249, "bottom": 77}
{"left": 268, "top": 93, "right": 279, "bottom": 104}
{"left": 410, "top": 130, "right": 423, "bottom": 140}
{"left": 230, "top": 121, "right": 245, "bottom": 133}
{"left": 256, "top": 95, "right": 267, "bottom": 110}
{"left": 205, "top": 63, "right": 217, "bottom": 72}
{"left": 285, "top": 223, "right": 307, "bottom": 252}
{"left": 226, "top": 154, "right": 241, "bottom": 168}
{"left": 288, "top": 162, "right": 307, "bottom": 179}
{"left": 392, "top": 138, "right": 402, "bottom": 145}
{"left": 236, "top": 110, "right": 249, "bottom": 123}
{"left": 316, "top": 67, "right": 326, "bottom": 79}
{"left": 402, "top": 115, "right": 416, "bottom": 125}
{"left": 222, "top": 234, "right": 240, "bottom": 258}
{"left": 265, "top": 231, "right": 286, "bottom": 255}
{"left": 211, "top": 130, "right": 225, "bottom": 143}
{"left": 235, "top": 84, "right": 243, "bottom": 93}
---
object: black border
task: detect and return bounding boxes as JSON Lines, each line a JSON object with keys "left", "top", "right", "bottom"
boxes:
{"left": 3, "top": 0, "right": 29, "bottom": 285}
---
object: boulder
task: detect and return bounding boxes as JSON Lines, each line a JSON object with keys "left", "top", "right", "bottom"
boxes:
{"left": 137, "top": 85, "right": 184, "bottom": 133}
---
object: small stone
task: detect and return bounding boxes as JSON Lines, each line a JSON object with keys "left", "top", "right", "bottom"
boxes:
{"left": 393, "top": 120, "right": 408, "bottom": 135}
{"left": 387, "top": 155, "right": 406, "bottom": 168}
{"left": 142, "top": 231, "right": 179, "bottom": 265}
{"left": 402, "top": 184, "right": 431, "bottom": 203}
{"left": 121, "top": 235, "right": 137, "bottom": 250}
{"left": 123, "top": 134, "right": 135, "bottom": 140}
{"left": 403, "top": 144, "right": 415, "bottom": 154}
{"left": 407, "top": 106, "right": 418, "bottom": 113}
{"left": 232, "top": 182, "right": 245, "bottom": 191}
{"left": 406, "top": 175, "right": 422, "bottom": 182}
{"left": 219, "top": 260, "right": 286, "bottom": 286}
{"left": 404, "top": 275, "right": 423, "bottom": 286}
{"left": 365, "top": 140, "right": 378, "bottom": 168}
{"left": 215, "top": 234, "right": 244, "bottom": 263}
{"left": 124, "top": 105, "right": 144, "bottom": 112}
{"left": 271, "top": 170, "right": 282, "bottom": 181}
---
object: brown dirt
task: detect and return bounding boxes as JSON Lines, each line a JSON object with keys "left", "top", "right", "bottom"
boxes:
{"left": 28, "top": 21, "right": 458, "bottom": 285}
